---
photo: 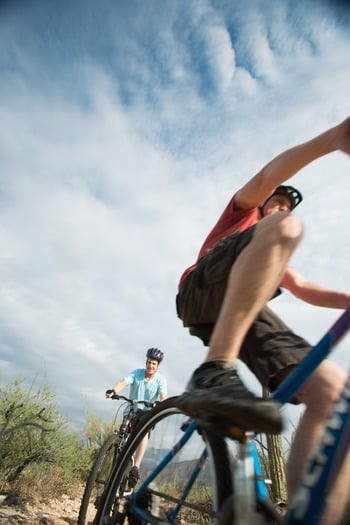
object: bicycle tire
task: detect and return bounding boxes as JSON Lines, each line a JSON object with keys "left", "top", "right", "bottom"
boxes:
{"left": 78, "top": 433, "right": 122, "bottom": 525}
{"left": 93, "top": 396, "right": 233, "bottom": 525}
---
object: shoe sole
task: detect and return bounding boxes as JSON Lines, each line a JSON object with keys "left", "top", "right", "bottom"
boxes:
{"left": 128, "top": 479, "right": 139, "bottom": 489}
{"left": 176, "top": 393, "right": 283, "bottom": 434}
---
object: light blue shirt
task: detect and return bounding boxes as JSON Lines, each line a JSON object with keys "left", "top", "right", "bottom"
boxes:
{"left": 124, "top": 368, "right": 167, "bottom": 412}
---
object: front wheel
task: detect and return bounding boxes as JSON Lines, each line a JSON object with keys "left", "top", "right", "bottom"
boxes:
{"left": 78, "top": 433, "right": 121, "bottom": 525}
{"left": 93, "top": 396, "right": 233, "bottom": 525}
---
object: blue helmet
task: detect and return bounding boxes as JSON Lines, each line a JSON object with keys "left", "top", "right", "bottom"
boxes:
{"left": 146, "top": 347, "right": 164, "bottom": 362}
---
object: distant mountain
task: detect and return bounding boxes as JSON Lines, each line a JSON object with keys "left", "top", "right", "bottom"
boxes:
{"left": 140, "top": 448, "right": 213, "bottom": 486}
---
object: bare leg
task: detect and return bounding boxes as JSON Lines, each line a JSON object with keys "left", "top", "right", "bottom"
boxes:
{"left": 287, "top": 360, "right": 350, "bottom": 525}
{"left": 134, "top": 435, "right": 149, "bottom": 468}
{"left": 207, "top": 212, "right": 303, "bottom": 362}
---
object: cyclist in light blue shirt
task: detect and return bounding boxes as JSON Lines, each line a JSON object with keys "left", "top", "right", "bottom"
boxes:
{"left": 124, "top": 367, "right": 167, "bottom": 412}
{"left": 106, "top": 348, "right": 167, "bottom": 487}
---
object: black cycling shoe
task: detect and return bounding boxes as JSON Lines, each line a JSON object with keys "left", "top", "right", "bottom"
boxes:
{"left": 128, "top": 465, "right": 140, "bottom": 489}
{"left": 176, "top": 361, "right": 283, "bottom": 435}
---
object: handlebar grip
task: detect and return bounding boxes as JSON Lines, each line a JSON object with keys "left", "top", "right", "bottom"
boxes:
{"left": 105, "top": 389, "right": 116, "bottom": 397}
{"left": 105, "top": 392, "right": 158, "bottom": 405}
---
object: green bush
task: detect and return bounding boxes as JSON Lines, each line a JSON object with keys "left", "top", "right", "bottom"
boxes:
{"left": 17, "top": 433, "right": 92, "bottom": 501}
{"left": 0, "top": 379, "right": 62, "bottom": 488}
{"left": 0, "top": 377, "right": 92, "bottom": 499}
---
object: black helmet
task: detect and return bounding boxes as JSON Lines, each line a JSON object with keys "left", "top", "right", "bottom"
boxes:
{"left": 146, "top": 347, "right": 164, "bottom": 362}
{"left": 262, "top": 185, "right": 303, "bottom": 212}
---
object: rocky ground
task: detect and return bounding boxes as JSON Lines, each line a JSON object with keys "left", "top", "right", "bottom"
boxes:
{"left": 0, "top": 491, "right": 84, "bottom": 525}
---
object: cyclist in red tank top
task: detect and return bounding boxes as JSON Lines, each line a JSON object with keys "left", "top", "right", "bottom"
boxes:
{"left": 176, "top": 117, "right": 350, "bottom": 525}
{"left": 179, "top": 198, "right": 259, "bottom": 289}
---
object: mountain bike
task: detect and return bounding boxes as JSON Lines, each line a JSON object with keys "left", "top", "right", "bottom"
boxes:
{"left": 78, "top": 393, "right": 154, "bottom": 525}
{"left": 92, "top": 306, "right": 350, "bottom": 525}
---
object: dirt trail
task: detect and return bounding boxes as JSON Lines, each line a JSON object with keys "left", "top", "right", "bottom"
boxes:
{"left": 0, "top": 492, "right": 84, "bottom": 525}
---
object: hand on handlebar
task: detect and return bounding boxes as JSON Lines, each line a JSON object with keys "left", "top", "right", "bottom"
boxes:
{"left": 105, "top": 389, "right": 116, "bottom": 398}
{"left": 104, "top": 391, "right": 158, "bottom": 407}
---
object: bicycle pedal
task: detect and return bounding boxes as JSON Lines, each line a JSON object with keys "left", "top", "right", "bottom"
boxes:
{"left": 197, "top": 413, "right": 247, "bottom": 441}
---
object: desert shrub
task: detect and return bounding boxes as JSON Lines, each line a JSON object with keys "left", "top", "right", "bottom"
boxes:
{"left": 18, "top": 430, "right": 92, "bottom": 499}
{"left": 78, "top": 409, "right": 116, "bottom": 477}
{"left": 0, "top": 378, "right": 63, "bottom": 489}
{"left": 81, "top": 409, "right": 115, "bottom": 450}
{"left": 0, "top": 378, "right": 90, "bottom": 499}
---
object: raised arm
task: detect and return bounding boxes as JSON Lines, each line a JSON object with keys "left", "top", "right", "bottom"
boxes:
{"left": 235, "top": 117, "right": 350, "bottom": 210}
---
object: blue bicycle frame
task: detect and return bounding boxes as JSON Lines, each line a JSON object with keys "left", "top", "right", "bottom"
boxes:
{"left": 127, "top": 308, "right": 350, "bottom": 525}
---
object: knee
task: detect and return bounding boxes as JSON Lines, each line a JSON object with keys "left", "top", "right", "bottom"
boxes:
{"left": 259, "top": 213, "right": 303, "bottom": 250}
{"left": 277, "top": 214, "right": 303, "bottom": 246}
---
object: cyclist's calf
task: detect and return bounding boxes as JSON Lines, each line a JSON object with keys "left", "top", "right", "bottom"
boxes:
{"left": 286, "top": 358, "right": 349, "bottom": 519}
{"left": 299, "top": 358, "right": 348, "bottom": 416}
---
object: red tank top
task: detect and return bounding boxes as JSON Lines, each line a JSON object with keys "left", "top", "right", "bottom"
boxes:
{"left": 178, "top": 195, "right": 259, "bottom": 289}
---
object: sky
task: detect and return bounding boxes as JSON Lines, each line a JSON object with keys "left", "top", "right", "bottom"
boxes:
{"left": 0, "top": 0, "right": 350, "bottom": 434}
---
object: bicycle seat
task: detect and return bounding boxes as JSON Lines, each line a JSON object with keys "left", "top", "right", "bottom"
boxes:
{"left": 188, "top": 324, "right": 214, "bottom": 346}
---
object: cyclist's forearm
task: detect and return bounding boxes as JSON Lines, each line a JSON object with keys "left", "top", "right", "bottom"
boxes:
{"left": 282, "top": 267, "right": 350, "bottom": 309}
{"left": 111, "top": 379, "right": 128, "bottom": 392}
{"left": 286, "top": 281, "right": 350, "bottom": 309}
{"left": 236, "top": 118, "right": 350, "bottom": 210}
{"left": 301, "top": 290, "right": 350, "bottom": 309}
{"left": 263, "top": 117, "right": 350, "bottom": 184}
{"left": 260, "top": 126, "right": 343, "bottom": 187}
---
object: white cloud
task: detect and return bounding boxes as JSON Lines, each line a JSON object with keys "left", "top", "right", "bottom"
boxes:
{"left": 0, "top": 0, "right": 350, "bottom": 431}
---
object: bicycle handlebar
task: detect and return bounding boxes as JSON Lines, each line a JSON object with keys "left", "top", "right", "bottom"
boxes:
{"left": 106, "top": 391, "right": 155, "bottom": 409}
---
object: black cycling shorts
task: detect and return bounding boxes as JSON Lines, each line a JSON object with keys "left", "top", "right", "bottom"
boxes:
{"left": 176, "top": 226, "right": 311, "bottom": 395}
